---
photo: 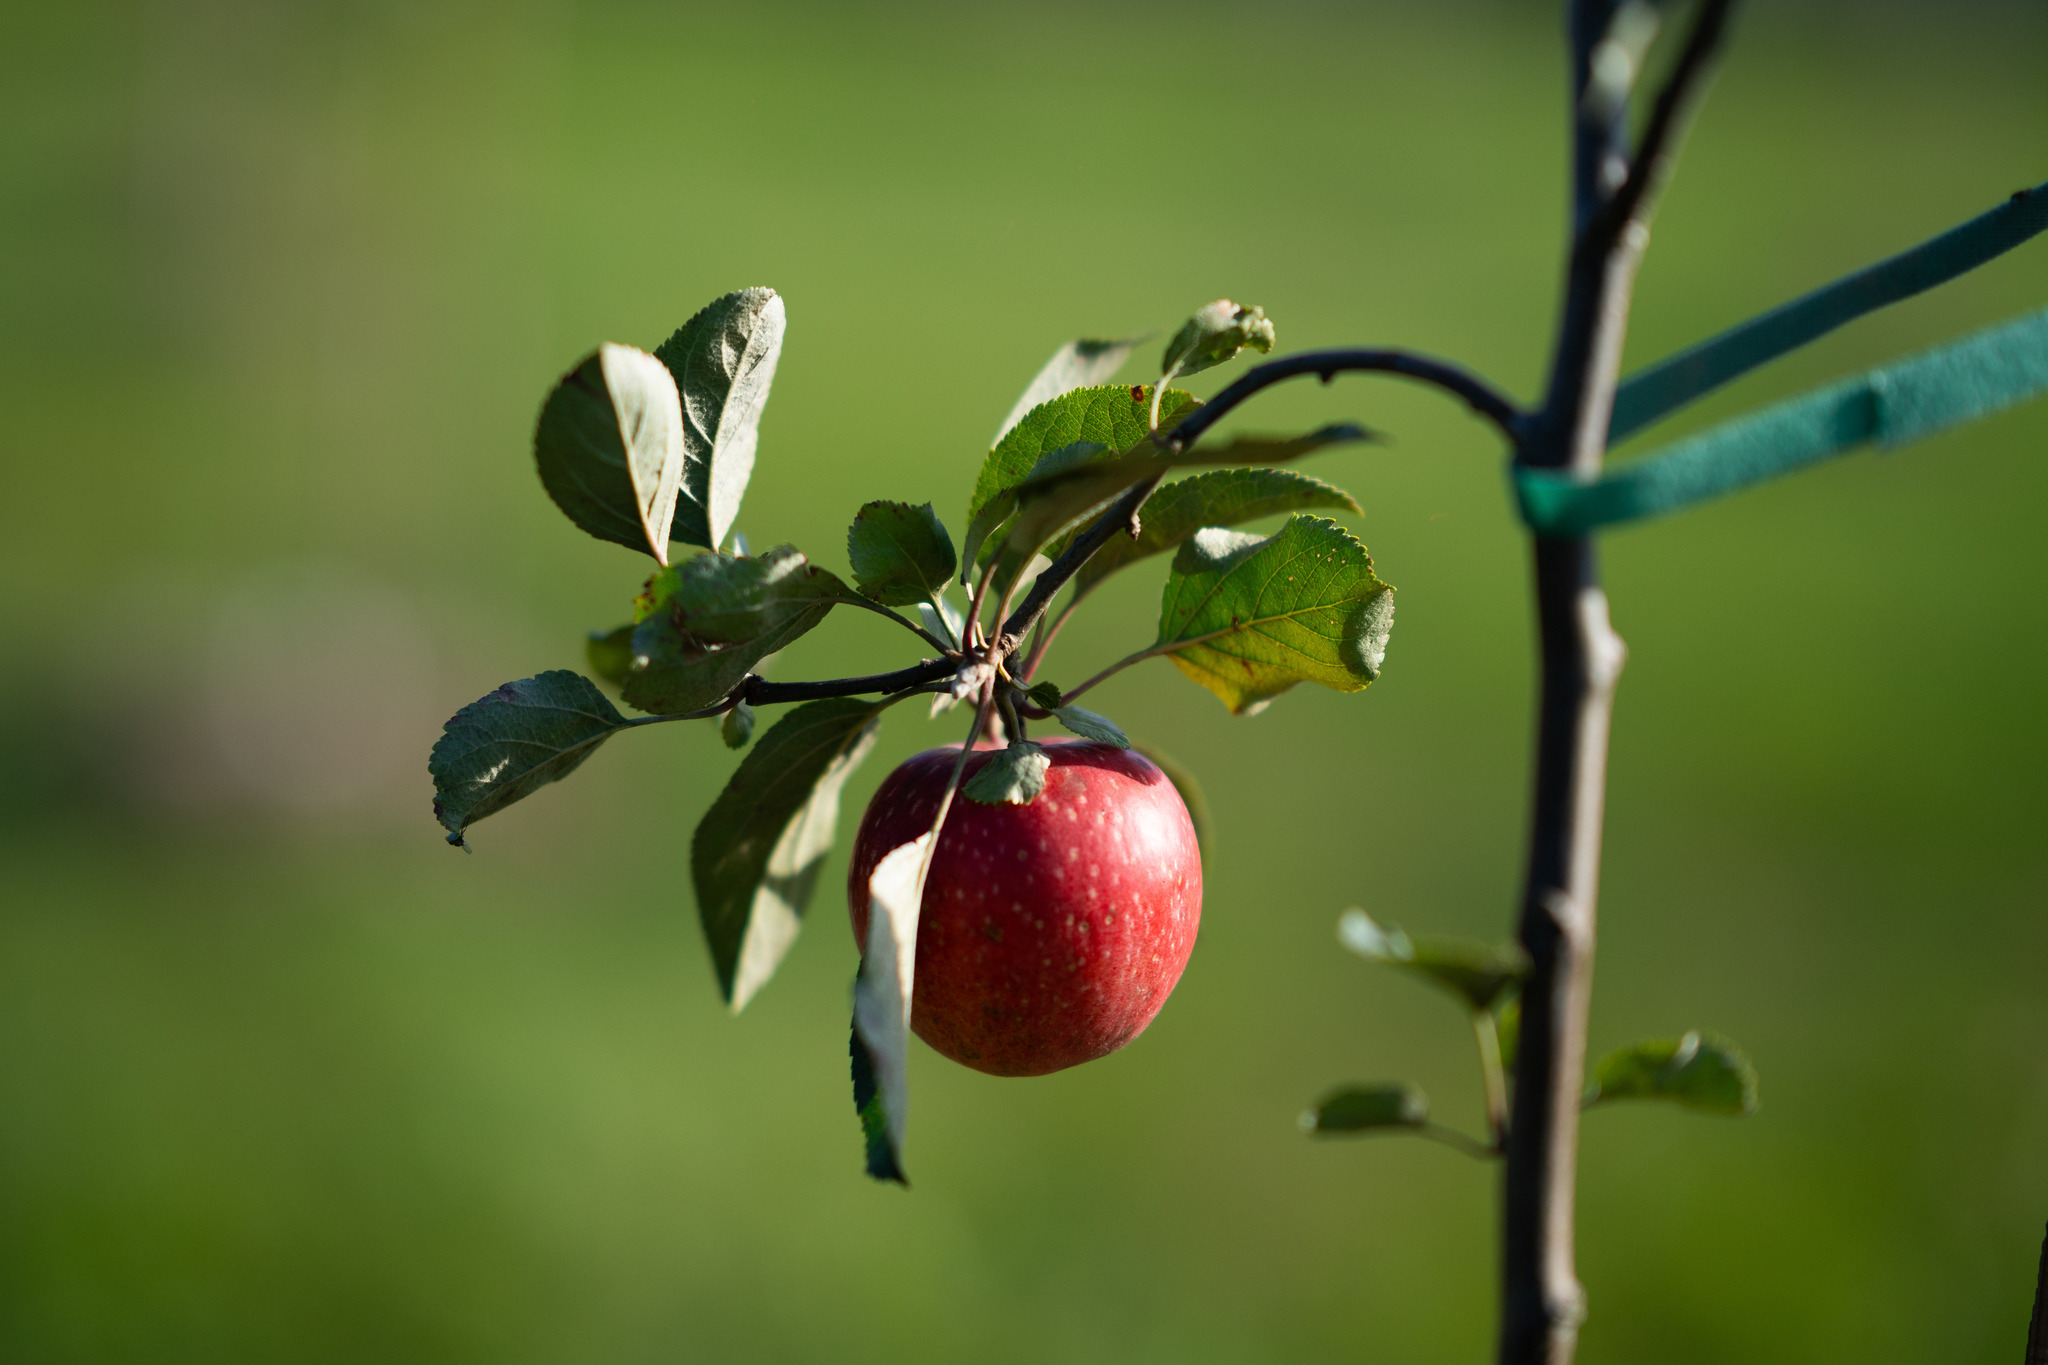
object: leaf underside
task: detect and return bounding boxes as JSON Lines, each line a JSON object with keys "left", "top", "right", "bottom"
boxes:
{"left": 852, "top": 833, "right": 934, "bottom": 1183}
{"left": 654, "top": 287, "right": 786, "bottom": 551}
{"left": 693, "top": 698, "right": 883, "bottom": 1009}
{"left": 429, "top": 671, "right": 630, "bottom": 846}
{"left": 1156, "top": 515, "right": 1394, "bottom": 715}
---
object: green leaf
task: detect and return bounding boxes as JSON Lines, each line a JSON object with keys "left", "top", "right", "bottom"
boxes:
{"left": 585, "top": 624, "right": 634, "bottom": 686}
{"left": 1161, "top": 300, "right": 1275, "bottom": 380}
{"left": 1300, "top": 1083, "right": 1429, "bottom": 1135}
{"left": 994, "top": 335, "right": 1147, "bottom": 444}
{"left": 962, "top": 741, "right": 1050, "bottom": 805}
{"left": 1026, "top": 681, "right": 1062, "bottom": 710}
{"left": 621, "top": 545, "right": 856, "bottom": 715}
{"left": 533, "top": 344, "right": 687, "bottom": 560}
{"left": 1585, "top": 1031, "right": 1760, "bottom": 1115}
{"left": 429, "top": 671, "right": 634, "bottom": 847}
{"left": 1337, "top": 908, "right": 1528, "bottom": 1012}
{"left": 998, "top": 425, "right": 1374, "bottom": 584}
{"left": 846, "top": 501, "right": 959, "bottom": 606}
{"left": 720, "top": 701, "right": 755, "bottom": 749}
{"left": 1062, "top": 468, "right": 1362, "bottom": 602}
{"left": 1050, "top": 705, "right": 1128, "bottom": 748}
{"left": 653, "top": 288, "right": 785, "bottom": 551}
{"left": 1155, "top": 515, "right": 1395, "bottom": 715}
{"left": 852, "top": 832, "right": 934, "bottom": 1183}
{"left": 693, "top": 698, "right": 883, "bottom": 1009}
{"left": 1610, "top": 179, "right": 2048, "bottom": 444}
{"left": 1131, "top": 741, "right": 1212, "bottom": 860}
{"left": 962, "top": 384, "right": 1199, "bottom": 574}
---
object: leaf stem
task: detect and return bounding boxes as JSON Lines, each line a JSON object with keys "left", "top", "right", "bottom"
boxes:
{"left": 838, "top": 594, "right": 957, "bottom": 655}
{"left": 1473, "top": 1009, "right": 1509, "bottom": 1147}
{"left": 1418, "top": 1122, "right": 1502, "bottom": 1161}
{"left": 1059, "top": 624, "right": 1242, "bottom": 704}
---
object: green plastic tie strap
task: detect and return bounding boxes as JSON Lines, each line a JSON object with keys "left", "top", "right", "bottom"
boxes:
{"left": 1610, "top": 181, "right": 2048, "bottom": 444}
{"left": 1517, "top": 305, "right": 2048, "bottom": 536}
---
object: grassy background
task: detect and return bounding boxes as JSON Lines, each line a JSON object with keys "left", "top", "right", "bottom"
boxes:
{"left": 2, "top": 1, "right": 2045, "bottom": 1360}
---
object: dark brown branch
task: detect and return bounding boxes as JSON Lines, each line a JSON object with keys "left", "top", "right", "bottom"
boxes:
{"left": 992, "top": 473, "right": 1166, "bottom": 660}
{"left": 1538, "top": 0, "right": 1738, "bottom": 466}
{"left": 1500, "top": 5, "right": 1738, "bottom": 1365}
{"left": 1156, "top": 348, "right": 1526, "bottom": 452}
{"left": 740, "top": 657, "right": 955, "bottom": 706}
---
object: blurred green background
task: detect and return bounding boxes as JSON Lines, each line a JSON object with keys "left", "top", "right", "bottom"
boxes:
{"left": 3, "top": 1, "right": 2045, "bottom": 1360}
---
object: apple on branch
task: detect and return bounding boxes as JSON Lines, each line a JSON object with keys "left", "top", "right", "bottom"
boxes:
{"left": 848, "top": 739, "right": 1202, "bottom": 1077}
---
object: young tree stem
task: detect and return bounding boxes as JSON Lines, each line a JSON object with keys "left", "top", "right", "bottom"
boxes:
{"left": 1500, "top": 5, "right": 1732, "bottom": 1364}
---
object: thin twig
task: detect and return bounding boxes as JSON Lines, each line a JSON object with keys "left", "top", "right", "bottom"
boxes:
{"left": 739, "top": 658, "right": 956, "bottom": 707}
{"left": 1156, "top": 348, "right": 1526, "bottom": 452}
{"left": 1057, "top": 623, "right": 1244, "bottom": 705}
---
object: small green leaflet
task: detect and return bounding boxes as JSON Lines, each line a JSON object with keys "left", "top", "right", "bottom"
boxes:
{"left": 622, "top": 545, "right": 856, "bottom": 715}
{"left": 993, "top": 335, "right": 1146, "bottom": 445}
{"left": 962, "top": 384, "right": 1200, "bottom": 574}
{"left": 654, "top": 288, "right": 785, "bottom": 551}
{"left": 429, "top": 671, "right": 636, "bottom": 846}
{"left": 533, "top": 344, "right": 687, "bottom": 560}
{"left": 1050, "top": 705, "right": 1128, "bottom": 748}
{"left": 1063, "top": 468, "right": 1362, "bottom": 602}
{"left": 852, "top": 832, "right": 934, "bottom": 1183}
{"left": 963, "top": 742, "right": 1051, "bottom": 805}
{"left": 846, "top": 501, "right": 958, "bottom": 606}
{"left": 1156, "top": 516, "right": 1395, "bottom": 715}
{"left": 1338, "top": 908, "right": 1528, "bottom": 1012}
{"left": 585, "top": 624, "right": 634, "bottom": 685}
{"left": 720, "top": 701, "right": 755, "bottom": 749}
{"left": 1584, "top": 1031, "right": 1759, "bottom": 1115}
{"left": 1161, "top": 300, "right": 1275, "bottom": 381}
{"left": 1300, "top": 1083, "right": 1429, "bottom": 1135}
{"left": 693, "top": 699, "right": 883, "bottom": 1010}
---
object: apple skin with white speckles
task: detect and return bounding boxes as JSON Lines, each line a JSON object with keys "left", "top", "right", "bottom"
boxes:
{"left": 848, "top": 740, "right": 1202, "bottom": 1077}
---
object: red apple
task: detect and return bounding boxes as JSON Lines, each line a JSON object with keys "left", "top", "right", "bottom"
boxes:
{"left": 847, "top": 739, "right": 1202, "bottom": 1077}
